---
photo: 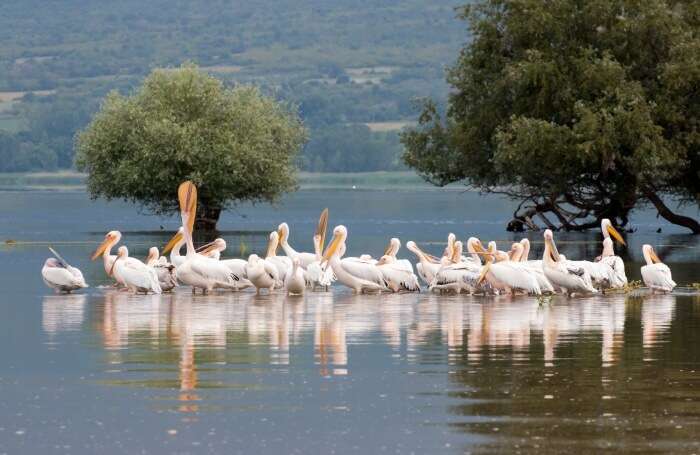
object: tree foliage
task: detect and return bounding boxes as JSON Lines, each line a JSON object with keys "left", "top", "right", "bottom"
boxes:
{"left": 75, "top": 64, "right": 307, "bottom": 229}
{"left": 402, "top": 0, "right": 700, "bottom": 233}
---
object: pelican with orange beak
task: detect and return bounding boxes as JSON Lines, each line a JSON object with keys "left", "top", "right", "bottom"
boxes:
{"left": 321, "top": 225, "right": 387, "bottom": 293}
{"left": 92, "top": 230, "right": 142, "bottom": 286}
{"left": 162, "top": 227, "right": 187, "bottom": 268}
{"left": 172, "top": 181, "right": 242, "bottom": 293}
{"left": 277, "top": 208, "right": 329, "bottom": 269}
{"left": 641, "top": 245, "right": 676, "bottom": 293}
{"left": 111, "top": 246, "right": 162, "bottom": 294}
{"left": 476, "top": 242, "right": 541, "bottom": 295}
{"left": 595, "top": 219, "right": 628, "bottom": 287}
{"left": 541, "top": 229, "right": 597, "bottom": 296}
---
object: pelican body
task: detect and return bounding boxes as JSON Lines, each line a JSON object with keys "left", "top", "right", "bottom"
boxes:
{"left": 112, "top": 246, "right": 162, "bottom": 294}
{"left": 146, "top": 247, "right": 177, "bottom": 292}
{"left": 322, "top": 225, "right": 388, "bottom": 294}
{"left": 542, "top": 230, "right": 597, "bottom": 296}
{"left": 42, "top": 248, "right": 88, "bottom": 293}
{"left": 641, "top": 245, "right": 676, "bottom": 293}
{"left": 285, "top": 258, "right": 306, "bottom": 295}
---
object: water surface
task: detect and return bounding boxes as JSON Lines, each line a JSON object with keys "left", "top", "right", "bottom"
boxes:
{"left": 1, "top": 189, "right": 699, "bottom": 454}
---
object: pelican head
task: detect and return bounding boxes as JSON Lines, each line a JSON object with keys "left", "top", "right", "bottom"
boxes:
{"left": 146, "top": 247, "right": 159, "bottom": 265}
{"left": 601, "top": 219, "right": 626, "bottom": 246}
{"left": 519, "top": 238, "right": 531, "bottom": 262}
{"left": 543, "top": 229, "right": 561, "bottom": 262}
{"left": 451, "top": 240, "right": 463, "bottom": 263}
{"left": 162, "top": 226, "right": 185, "bottom": 254}
{"left": 322, "top": 225, "right": 348, "bottom": 264}
{"left": 44, "top": 258, "right": 61, "bottom": 268}
{"left": 444, "top": 233, "right": 456, "bottom": 257}
{"left": 277, "top": 222, "right": 290, "bottom": 245}
{"left": 198, "top": 238, "right": 226, "bottom": 257}
{"left": 92, "top": 230, "right": 121, "bottom": 260}
{"left": 509, "top": 242, "right": 524, "bottom": 262}
{"left": 642, "top": 244, "right": 662, "bottom": 265}
{"left": 266, "top": 231, "right": 280, "bottom": 258}
{"left": 384, "top": 238, "right": 401, "bottom": 257}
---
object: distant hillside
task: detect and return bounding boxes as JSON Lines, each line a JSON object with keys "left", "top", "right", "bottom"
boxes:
{"left": 0, "top": 0, "right": 467, "bottom": 172}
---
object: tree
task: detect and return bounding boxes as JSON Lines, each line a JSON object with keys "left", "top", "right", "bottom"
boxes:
{"left": 75, "top": 64, "right": 307, "bottom": 230}
{"left": 402, "top": 0, "right": 700, "bottom": 233}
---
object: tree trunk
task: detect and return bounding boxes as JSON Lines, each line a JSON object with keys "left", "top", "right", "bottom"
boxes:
{"left": 195, "top": 204, "right": 221, "bottom": 232}
{"left": 644, "top": 190, "right": 700, "bottom": 234}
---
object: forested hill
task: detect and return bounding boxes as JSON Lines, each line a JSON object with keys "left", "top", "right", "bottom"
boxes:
{"left": 0, "top": 0, "right": 466, "bottom": 172}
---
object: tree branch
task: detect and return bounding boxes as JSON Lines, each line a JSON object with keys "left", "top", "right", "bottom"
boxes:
{"left": 644, "top": 190, "right": 700, "bottom": 234}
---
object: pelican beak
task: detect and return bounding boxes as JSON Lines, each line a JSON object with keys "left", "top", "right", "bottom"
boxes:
{"left": 546, "top": 236, "right": 561, "bottom": 262}
{"left": 383, "top": 240, "right": 393, "bottom": 256}
{"left": 650, "top": 248, "right": 662, "bottom": 264}
{"left": 108, "top": 257, "right": 120, "bottom": 277}
{"left": 317, "top": 208, "right": 329, "bottom": 252}
{"left": 178, "top": 181, "right": 197, "bottom": 233}
{"left": 91, "top": 237, "right": 112, "bottom": 260}
{"left": 277, "top": 227, "right": 286, "bottom": 244}
{"left": 607, "top": 225, "right": 626, "bottom": 246}
{"left": 321, "top": 232, "right": 342, "bottom": 265}
{"left": 477, "top": 262, "right": 491, "bottom": 286}
{"left": 162, "top": 232, "right": 183, "bottom": 254}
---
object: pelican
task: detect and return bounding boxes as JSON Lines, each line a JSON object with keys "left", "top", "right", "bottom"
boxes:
{"left": 595, "top": 219, "right": 627, "bottom": 287}
{"left": 198, "top": 238, "right": 253, "bottom": 290}
{"left": 265, "top": 231, "right": 292, "bottom": 283}
{"left": 91, "top": 230, "right": 144, "bottom": 286}
{"left": 172, "top": 181, "right": 242, "bottom": 293}
{"left": 477, "top": 242, "right": 541, "bottom": 295}
{"left": 321, "top": 225, "right": 388, "bottom": 293}
{"left": 512, "top": 241, "right": 554, "bottom": 293}
{"left": 542, "top": 229, "right": 597, "bottom": 295}
{"left": 406, "top": 241, "right": 441, "bottom": 285}
{"left": 42, "top": 247, "right": 88, "bottom": 293}
{"left": 382, "top": 238, "right": 416, "bottom": 274}
{"left": 429, "top": 240, "right": 481, "bottom": 294}
{"left": 376, "top": 254, "right": 420, "bottom": 292}
{"left": 284, "top": 257, "right": 306, "bottom": 295}
{"left": 245, "top": 254, "right": 278, "bottom": 293}
{"left": 641, "top": 245, "right": 676, "bottom": 293}
{"left": 146, "top": 247, "right": 177, "bottom": 292}
{"left": 111, "top": 246, "right": 162, "bottom": 294}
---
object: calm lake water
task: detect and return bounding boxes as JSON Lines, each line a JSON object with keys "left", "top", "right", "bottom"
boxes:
{"left": 1, "top": 188, "right": 700, "bottom": 454}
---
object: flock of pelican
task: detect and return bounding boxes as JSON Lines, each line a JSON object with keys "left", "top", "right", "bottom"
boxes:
{"left": 42, "top": 181, "right": 677, "bottom": 296}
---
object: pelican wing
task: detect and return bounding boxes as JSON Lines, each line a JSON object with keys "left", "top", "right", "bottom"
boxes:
{"left": 641, "top": 263, "right": 676, "bottom": 292}
{"left": 190, "top": 257, "right": 237, "bottom": 284}
{"left": 340, "top": 258, "right": 385, "bottom": 286}
{"left": 42, "top": 266, "right": 86, "bottom": 289}
{"left": 491, "top": 262, "right": 541, "bottom": 294}
{"left": 118, "top": 261, "right": 161, "bottom": 293}
{"left": 433, "top": 263, "right": 481, "bottom": 288}
{"left": 379, "top": 264, "right": 420, "bottom": 292}
{"left": 599, "top": 255, "right": 627, "bottom": 287}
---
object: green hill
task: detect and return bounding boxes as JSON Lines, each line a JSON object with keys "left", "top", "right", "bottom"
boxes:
{"left": 0, "top": 0, "right": 466, "bottom": 172}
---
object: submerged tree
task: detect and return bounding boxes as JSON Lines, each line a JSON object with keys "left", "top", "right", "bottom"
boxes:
{"left": 402, "top": 0, "right": 700, "bottom": 233}
{"left": 76, "top": 64, "right": 307, "bottom": 230}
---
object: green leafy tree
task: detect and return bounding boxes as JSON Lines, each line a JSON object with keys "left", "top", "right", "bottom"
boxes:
{"left": 402, "top": 0, "right": 700, "bottom": 233}
{"left": 75, "top": 64, "right": 307, "bottom": 230}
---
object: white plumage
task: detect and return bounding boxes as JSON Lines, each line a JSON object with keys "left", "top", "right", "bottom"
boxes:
{"left": 641, "top": 244, "right": 676, "bottom": 293}
{"left": 42, "top": 248, "right": 88, "bottom": 293}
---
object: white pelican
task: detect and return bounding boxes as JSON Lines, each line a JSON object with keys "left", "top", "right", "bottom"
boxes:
{"left": 595, "top": 219, "right": 627, "bottom": 287}
{"left": 42, "top": 247, "right": 88, "bottom": 293}
{"left": 265, "top": 231, "right": 292, "bottom": 283}
{"left": 146, "top": 247, "right": 177, "bottom": 292}
{"left": 172, "top": 181, "right": 242, "bottom": 293}
{"left": 197, "top": 238, "right": 253, "bottom": 290}
{"left": 542, "top": 229, "right": 597, "bottom": 295}
{"left": 477, "top": 243, "right": 541, "bottom": 295}
{"left": 91, "top": 230, "right": 145, "bottom": 286}
{"left": 429, "top": 240, "right": 481, "bottom": 294}
{"left": 512, "top": 241, "right": 554, "bottom": 293}
{"left": 406, "top": 241, "right": 441, "bottom": 285}
{"left": 382, "top": 238, "right": 416, "bottom": 274}
{"left": 111, "top": 246, "right": 162, "bottom": 294}
{"left": 322, "top": 225, "right": 388, "bottom": 293}
{"left": 376, "top": 254, "right": 420, "bottom": 292}
{"left": 284, "top": 257, "right": 306, "bottom": 295}
{"left": 641, "top": 244, "right": 676, "bottom": 293}
{"left": 245, "top": 254, "right": 278, "bottom": 293}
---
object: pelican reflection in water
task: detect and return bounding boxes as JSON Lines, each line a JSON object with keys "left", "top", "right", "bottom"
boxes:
{"left": 42, "top": 291, "right": 679, "bottom": 410}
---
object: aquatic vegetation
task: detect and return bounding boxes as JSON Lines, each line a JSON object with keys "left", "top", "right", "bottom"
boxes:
{"left": 623, "top": 280, "right": 643, "bottom": 293}
{"left": 537, "top": 295, "right": 552, "bottom": 306}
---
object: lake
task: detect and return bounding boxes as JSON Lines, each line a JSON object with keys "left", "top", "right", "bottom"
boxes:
{"left": 1, "top": 188, "right": 700, "bottom": 454}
